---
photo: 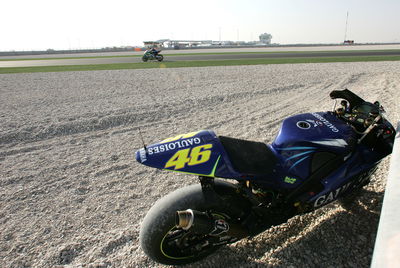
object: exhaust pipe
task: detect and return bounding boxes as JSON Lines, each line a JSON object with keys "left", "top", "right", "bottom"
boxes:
{"left": 175, "top": 209, "right": 195, "bottom": 230}
{"left": 175, "top": 209, "right": 248, "bottom": 238}
{"left": 176, "top": 209, "right": 217, "bottom": 234}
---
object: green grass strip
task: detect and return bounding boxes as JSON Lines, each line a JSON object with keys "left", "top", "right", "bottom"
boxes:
{"left": 0, "top": 55, "right": 143, "bottom": 61}
{"left": 1, "top": 55, "right": 400, "bottom": 74}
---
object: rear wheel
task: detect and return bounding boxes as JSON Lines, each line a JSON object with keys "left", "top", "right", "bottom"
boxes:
{"left": 139, "top": 181, "right": 250, "bottom": 265}
{"left": 157, "top": 54, "right": 164, "bottom": 62}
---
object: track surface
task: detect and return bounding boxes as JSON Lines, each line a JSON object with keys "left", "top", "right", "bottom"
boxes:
{"left": 1, "top": 48, "right": 400, "bottom": 67}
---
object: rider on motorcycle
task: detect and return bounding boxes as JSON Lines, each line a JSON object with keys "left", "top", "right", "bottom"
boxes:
{"left": 142, "top": 47, "right": 163, "bottom": 62}
{"left": 148, "top": 47, "right": 159, "bottom": 56}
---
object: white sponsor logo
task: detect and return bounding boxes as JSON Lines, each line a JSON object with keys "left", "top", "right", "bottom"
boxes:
{"left": 211, "top": 219, "right": 230, "bottom": 235}
{"left": 306, "top": 119, "right": 323, "bottom": 127}
{"left": 314, "top": 181, "right": 352, "bottom": 207}
{"left": 314, "top": 168, "right": 375, "bottom": 208}
{"left": 147, "top": 137, "right": 202, "bottom": 155}
{"left": 311, "top": 113, "right": 339, "bottom": 132}
{"left": 139, "top": 149, "right": 147, "bottom": 163}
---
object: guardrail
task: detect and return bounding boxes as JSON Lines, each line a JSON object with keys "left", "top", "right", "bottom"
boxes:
{"left": 371, "top": 122, "right": 400, "bottom": 267}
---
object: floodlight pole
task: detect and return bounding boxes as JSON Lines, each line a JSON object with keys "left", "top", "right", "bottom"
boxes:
{"left": 344, "top": 11, "right": 349, "bottom": 41}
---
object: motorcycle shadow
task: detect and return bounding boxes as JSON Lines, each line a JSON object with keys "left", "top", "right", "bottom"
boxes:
{"left": 181, "top": 188, "right": 383, "bottom": 268}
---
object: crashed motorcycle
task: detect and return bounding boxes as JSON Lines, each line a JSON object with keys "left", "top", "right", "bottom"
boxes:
{"left": 135, "top": 89, "right": 395, "bottom": 265}
{"left": 142, "top": 49, "right": 164, "bottom": 62}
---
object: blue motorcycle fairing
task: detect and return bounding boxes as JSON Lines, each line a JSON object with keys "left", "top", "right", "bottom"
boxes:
{"left": 309, "top": 146, "right": 382, "bottom": 208}
{"left": 273, "top": 112, "right": 356, "bottom": 152}
{"left": 135, "top": 130, "right": 292, "bottom": 190}
{"left": 271, "top": 112, "right": 357, "bottom": 181}
{"left": 135, "top": 112, "right": 390, "bottom": 203}
{"left": 135, "top": 130, "right": 242, "bottom": 178}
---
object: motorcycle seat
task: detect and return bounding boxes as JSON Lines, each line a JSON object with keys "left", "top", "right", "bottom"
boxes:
{"left": 218, "top": 136, "right": 278, "bottom": 175}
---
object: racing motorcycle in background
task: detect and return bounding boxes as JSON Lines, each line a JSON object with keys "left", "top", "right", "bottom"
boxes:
{"left": 135, "top": 89, "right": 395, "bottom": 265}
{"left": 142, "top": 49, "right": 164, "bottom": 62}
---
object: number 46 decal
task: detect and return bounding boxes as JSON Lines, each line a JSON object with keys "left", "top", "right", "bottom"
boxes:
{"left": 165, "top": 144, "right": 213, "bottom": 170}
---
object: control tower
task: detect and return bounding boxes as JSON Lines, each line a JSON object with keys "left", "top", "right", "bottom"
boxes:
{"left": 259, "top": 33, "right": 272, "bottom": 44}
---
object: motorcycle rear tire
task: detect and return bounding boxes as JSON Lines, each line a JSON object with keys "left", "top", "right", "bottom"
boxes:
{"left": 157, "top": 54, "right": 164, "bottom": 62}
{"left": 139, "top": 180, "right": 249, "bottom": 265}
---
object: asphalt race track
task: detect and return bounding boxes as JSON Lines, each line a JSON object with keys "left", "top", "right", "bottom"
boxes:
{"left": 1, "top": 49, "right": 400, "bottom": 68}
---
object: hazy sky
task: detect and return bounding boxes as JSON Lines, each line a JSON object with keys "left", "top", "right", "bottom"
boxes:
{"left": 1, "top": 0, "right": 399, "bottom": 51}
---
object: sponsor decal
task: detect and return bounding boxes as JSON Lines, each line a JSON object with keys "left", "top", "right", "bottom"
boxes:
{"left": 164, "top": 144, "right": 213, "bottom": 170}
{"left": 148, "top": 137, "right": 202, "bottom": 155}
{"left": 161, "top": 131, "right": 200, "bottom": 143}
{"left": 139, "top": 148, "right": 147, "bottom": 163}
{"left": 314, "top": 181, "right": 352, "bottom": 207}
{"left": 284, "top": 176, "right": 297, "bottom": 184}
{"left": 311, "top": 113, "right": 339, "bottom": 132}
{"left": 306, "top": 119, "right": 323, "bottom": 127}
{"left": 313, "top": 168, "right": 374, "bottom": 208}
{"left": 211, "top": 219, "right": 230, "bottom": 235}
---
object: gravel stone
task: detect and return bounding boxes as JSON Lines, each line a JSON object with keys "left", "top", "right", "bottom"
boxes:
{"left": 0, "top": 61, "right": 399, "bottom": 267}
